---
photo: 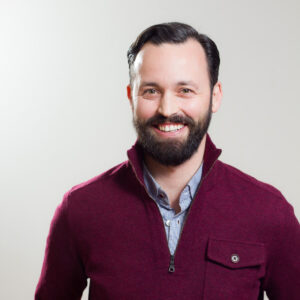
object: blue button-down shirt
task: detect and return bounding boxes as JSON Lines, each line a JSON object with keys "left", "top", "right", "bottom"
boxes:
{"left": 143, "top": 162, "right": 203, "bottom": 255}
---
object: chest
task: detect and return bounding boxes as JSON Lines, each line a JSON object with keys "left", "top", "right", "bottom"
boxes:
{"left": 75, "top": 189, "right": 266, "bottom": 299}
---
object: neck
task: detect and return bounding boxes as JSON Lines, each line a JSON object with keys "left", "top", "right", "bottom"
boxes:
{"left": 144, "top": 134, "right": 207, "bottom": 195}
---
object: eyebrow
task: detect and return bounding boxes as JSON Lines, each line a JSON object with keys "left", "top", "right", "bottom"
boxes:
{"left": 139, "top": 80, "right": 199, "bottom": 89}
{"left": 140, "top": 82, "right": 160, "bottom": 88}
{"left": 177, "top": 81, "right": 199, "bottom": 89}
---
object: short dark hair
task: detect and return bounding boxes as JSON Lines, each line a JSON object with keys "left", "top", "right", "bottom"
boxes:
{"left": 127, "top": 22, "right": 220, "bottom": 90}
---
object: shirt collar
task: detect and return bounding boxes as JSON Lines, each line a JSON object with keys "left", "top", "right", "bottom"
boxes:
{"left": 142, "top": 162, "right": 161, "bottom": 199}
{"left": 187, "top": 162, "right": 203, "bottom": 198}
{"left": 143, "top": 161, "right": 203, "bottom": 200}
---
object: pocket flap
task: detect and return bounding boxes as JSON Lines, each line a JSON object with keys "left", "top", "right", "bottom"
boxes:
{"left": 207, "top": 238, "right": 265, "bottom": 269}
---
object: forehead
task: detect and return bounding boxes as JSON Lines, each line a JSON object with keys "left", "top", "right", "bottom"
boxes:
{"left": 132, "top": 38, "right": 209, "bottom": 85}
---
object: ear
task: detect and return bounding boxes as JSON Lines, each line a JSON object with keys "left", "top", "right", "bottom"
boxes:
{"left": 211, "top": 81, "right": 222, "bottom": 113}
{"left": 127, "top": 84, "right": 134, "bottom": 110}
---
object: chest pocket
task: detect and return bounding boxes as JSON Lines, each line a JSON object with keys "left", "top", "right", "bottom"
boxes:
{"left": 203, "top": 238, "right": 265, "bottom": 300}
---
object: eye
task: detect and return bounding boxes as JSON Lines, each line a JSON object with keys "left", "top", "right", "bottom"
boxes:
{"left": 181, "top": 88, "right": 193, "bottom": 94}
{"left": 144, "top": 88, "right": 157, "bottom": 94}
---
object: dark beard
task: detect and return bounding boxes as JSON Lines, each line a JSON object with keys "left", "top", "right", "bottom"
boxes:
{"left": 133, "top": 99, "right": 212, "bottom": 166}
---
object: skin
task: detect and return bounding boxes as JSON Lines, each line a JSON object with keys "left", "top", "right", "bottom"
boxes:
{"left": 127, "top": 38, "right": 223, "bottom": 213}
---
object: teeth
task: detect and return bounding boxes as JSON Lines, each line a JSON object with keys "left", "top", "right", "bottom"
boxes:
{"left": 158, "top": 124, "right": 184, "bottom": 132}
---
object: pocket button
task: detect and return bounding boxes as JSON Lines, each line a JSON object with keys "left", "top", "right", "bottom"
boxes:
{"left": 231, "top": 254, "right": 240, "bottom": 263}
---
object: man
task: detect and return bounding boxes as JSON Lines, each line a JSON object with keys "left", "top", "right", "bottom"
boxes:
{"left": 35, "top": 22, "right": 300, "bottom": 299}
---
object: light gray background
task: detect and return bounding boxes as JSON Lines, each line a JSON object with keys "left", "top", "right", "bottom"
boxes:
{"left": 0, "top": 0, "right": 299, "bottom": 299}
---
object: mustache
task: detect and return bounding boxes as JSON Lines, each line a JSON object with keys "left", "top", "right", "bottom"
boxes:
{"left": 145, "top": 114, "right": 195, "bottom": 127}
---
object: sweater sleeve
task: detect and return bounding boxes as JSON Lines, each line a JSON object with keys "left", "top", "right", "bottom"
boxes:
{"left": 35, "top": 190, "right": 87, "bottom": 300}
{"left": 264, "top": 199, "right": 300, "bottom": 299}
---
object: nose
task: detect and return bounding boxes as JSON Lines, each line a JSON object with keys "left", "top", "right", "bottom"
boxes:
{"left": 157, "top": 91, "right": 179, "bottom": 117}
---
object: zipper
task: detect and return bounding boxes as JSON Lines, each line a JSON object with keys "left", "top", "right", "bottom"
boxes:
{"left": 168, "top": 255, "right": 175, "bottom": 272}
{"left": 128, "top": 156, "right": 219, "bottom": 273}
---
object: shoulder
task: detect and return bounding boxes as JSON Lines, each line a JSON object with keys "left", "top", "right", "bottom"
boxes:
{"left": 212, "top": 160, "right": 299, "bottom": 242}
{"left": 60, "top": 160, "right": 132, "bottom": 210}
{"left": 70, "top": 160, "right": 129, "bottom": 194}
{"left": 215, "top": 160, "right": 284, "bottom": 199}
{"left": 213, "top": 160, "right": 295, "bottom": 224}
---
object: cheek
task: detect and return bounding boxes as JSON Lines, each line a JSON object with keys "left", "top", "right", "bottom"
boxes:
{"left": 181, "top": 99, "right": 208, "bottom": 119}
{"left": 135, "top": 98, "right": 158, "bottom": 120}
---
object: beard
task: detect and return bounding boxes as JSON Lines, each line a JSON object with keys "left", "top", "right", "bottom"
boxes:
{"left": 133, "top": 98, "right": 212, "bottom": 166}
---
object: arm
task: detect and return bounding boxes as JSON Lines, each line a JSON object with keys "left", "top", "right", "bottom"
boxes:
{"left": 263, "top": 199, "right": 300, "bottom": 299}
{"left": 35, "top": 191, "right": 87, "bottom": 300}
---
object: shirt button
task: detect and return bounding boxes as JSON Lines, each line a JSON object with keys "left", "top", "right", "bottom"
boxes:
{"left": 165, "top": 220, "right": 171, "bottom": 227}
{"left": 231, "top": 254, "right": 240, "bottom": 263}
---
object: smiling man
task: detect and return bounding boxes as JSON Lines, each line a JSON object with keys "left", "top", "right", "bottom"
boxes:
{"left": 35, "top": 22, "right": 300, "bottom": 300}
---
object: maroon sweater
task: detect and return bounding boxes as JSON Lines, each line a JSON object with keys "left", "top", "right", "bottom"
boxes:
{"left": 35, "top": 134, "right": 300, "bottom": 299}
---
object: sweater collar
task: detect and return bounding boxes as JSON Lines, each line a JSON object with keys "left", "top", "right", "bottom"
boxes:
{"left": 127, "top": 133, "right": 222, "bottom": 185}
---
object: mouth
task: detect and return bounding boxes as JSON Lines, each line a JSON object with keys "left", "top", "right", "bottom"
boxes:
{"left": 153, "top": 122, "right": 186, "bottom": 133}
{"left": 156, "top": 123, "right": 184, "bottom": 132}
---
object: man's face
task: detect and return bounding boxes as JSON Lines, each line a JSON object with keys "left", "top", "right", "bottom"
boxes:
{"left": 127, "top": 38, "right": 222, "bottom": 166}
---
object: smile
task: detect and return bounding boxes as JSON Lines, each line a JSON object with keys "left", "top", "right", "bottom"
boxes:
{"left": 156, "top": 123, "right": 185, "bottom": 132}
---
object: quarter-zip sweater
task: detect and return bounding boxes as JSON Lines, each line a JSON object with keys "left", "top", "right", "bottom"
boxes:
{"left": 35, "top": 134, "right": 300, "bottom": 300}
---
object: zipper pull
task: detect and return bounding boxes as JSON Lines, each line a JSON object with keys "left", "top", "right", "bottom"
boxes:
{"left": 168, "top": 255, "right": 175, "bottom": 273}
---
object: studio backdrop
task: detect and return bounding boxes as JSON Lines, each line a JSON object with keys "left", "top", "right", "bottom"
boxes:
{"left": 0, "top": 0, "right": 299, "bottom": 299}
